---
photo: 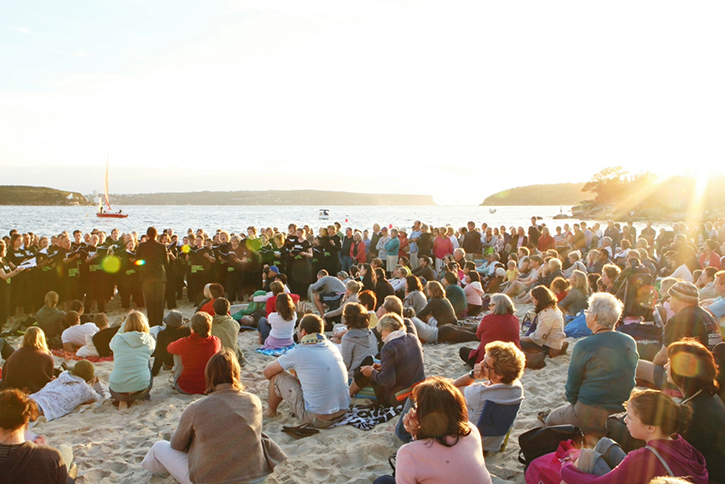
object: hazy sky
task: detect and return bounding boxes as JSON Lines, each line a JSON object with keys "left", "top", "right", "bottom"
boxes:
{"left": 1, "top": 1, "right": 724, "bottom": 205}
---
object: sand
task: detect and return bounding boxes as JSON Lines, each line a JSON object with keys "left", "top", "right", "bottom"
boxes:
{"left": 14, "top": 298, "right": 574, "bottom": 484}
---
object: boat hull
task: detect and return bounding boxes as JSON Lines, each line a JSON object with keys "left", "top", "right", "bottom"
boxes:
{"left": 96, "top": 213, "right": 128, "bottom": 218}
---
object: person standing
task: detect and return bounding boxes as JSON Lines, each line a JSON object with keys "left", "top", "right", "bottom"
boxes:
{"left": 136, "top": 227, "right": 169, "bottom": 327}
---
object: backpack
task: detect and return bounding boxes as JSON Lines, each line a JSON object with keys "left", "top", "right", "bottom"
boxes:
{"left": 518, "top": 425, "right": 584, "bottom": 469}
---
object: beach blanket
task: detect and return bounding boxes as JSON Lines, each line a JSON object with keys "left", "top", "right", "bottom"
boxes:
{"left": 255, "top": 345, "right": 296, "bottom": 357}
{"left": 330, "top": 403, "right": 404, "bottom": 431}
{"left": 51, "top": 349, "right": 114, "bottom": 363}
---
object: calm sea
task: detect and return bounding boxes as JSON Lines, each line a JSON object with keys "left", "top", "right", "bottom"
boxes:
{"left": 0, "top": 205, "right": 661, "bottom": 237}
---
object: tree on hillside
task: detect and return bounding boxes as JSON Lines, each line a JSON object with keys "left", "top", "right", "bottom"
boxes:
{"left": 582, "top": 166, "right": 629, "bottom": 204}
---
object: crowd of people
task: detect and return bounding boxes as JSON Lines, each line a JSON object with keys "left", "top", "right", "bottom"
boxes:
{"left": 1, "top": 215, "right": 725, "bottom": 483}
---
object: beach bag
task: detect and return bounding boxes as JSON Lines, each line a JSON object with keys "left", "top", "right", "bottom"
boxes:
{"left": 564, "top": 311, "right": 591, "bottom": 338}
{"left": 518, "top": 425, "right": 584, "bottom": 469}
{"left": 524, "top": 440, "right": 582, "bottom": 484}
{"left": 617, "top": 321, "right": 663, "bottom": 362}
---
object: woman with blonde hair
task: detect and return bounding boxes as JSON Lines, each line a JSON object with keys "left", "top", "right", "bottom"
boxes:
{"left": 143, "top": 348, "right": 286, "bottom": 484}
{"left": 1, "top": 327, "right": 54, "bottom": 393}
{"left": 559, "top": 269, "right": 591, "bottom": 316}
{"left": 109, "top": 311, "right": 156, "bottom": 410}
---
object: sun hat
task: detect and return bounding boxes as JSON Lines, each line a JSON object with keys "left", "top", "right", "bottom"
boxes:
{"left": 163, "top": 310, "right": 184, "bottom": 328}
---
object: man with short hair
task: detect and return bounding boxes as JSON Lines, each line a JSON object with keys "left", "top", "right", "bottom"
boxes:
{"left": 462, "top": 221, "right": 482, "bottom": 260}
{"left": 263, "top": 314, "right": 349, "bottom": 428}
{"left": 308, "top": 269, "right": 347, "bottom": 317}
{"left": 167, "top": 312, "right": 222, "bottom": 395}
{"left": 412, "top": 256, "right": 436, "bottom": 282}
{"left": 340, "top": 227, "right": 355, "bottom": 273}
{"left": 637, "top": 281, "right": 723, "bottom": 388}
{"left": 136, "top": 227, "right": 169, "bottom": 327}
{"left": 323, "top": 280, "right": 362, "bottom": 325}
{"left": 211, "top": 298, "right": 244, "bottom": 364}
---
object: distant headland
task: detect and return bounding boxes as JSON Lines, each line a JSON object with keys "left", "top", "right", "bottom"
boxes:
{"left": 480, "top": 182, "right": 593, "bottom": 206}
{"left": 0, "top": 187, "right": 435, "bottom": 206}
{"left": 0, "top": 186, "right": 90, "bottom": 206}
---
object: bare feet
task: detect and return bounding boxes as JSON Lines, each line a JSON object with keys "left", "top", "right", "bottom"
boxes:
{"left": 263, "top": 408, "right": 277, "bottom": 418}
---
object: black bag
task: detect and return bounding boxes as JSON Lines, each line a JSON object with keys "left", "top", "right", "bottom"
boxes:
{"left": 517, "top": 425, "right": 584, "bottom": 468}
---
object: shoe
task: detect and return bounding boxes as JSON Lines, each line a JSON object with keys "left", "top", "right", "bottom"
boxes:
{"left": 537, "top": 411, "right": 550, "bottom": 425}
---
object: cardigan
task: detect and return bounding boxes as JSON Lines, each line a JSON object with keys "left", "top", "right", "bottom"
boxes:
{"left": 170, "top": 388, "right": 286, "bottom": 484}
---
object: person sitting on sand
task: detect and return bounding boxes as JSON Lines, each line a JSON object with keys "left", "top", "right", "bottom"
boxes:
{"left": 210, "top": 298, "right": 243, "bottom": 363}
{"left": 453, "top": 341, "right": 525, "bottom": 452}
{"left": 308, "top": 269, "right": 347, "bottom": 317}
{"left": 1, "top": 327, "right": 54, "bottom": 394}
{"left": 197, "top": 283, "right": 224, "bottom": 315}
{"left": 60, "top": 311, "right": 98, "bottom": 353}
{"left": 520, "top": 286, "right": 567, "bottom": 360}
{"left": 0, "top": 388, "right": 77, "bottom": 483}
{"left": 339, "top": 303, "right": 377, "bottom": 379}
{"left": 167, "top": 312, "right": 222, "bottom": 395}
{"left": 151, "top": 310, "right": 190, "bottom": 376}
{"left": 558, "top": 270, "right": 591, "bottom": 317}
{"left": 35, "top": 290, "right": 65, "bottom": 340}
{"left": 109, "top": 311, "right": 156, "bottom": 410}
{"left": 417, "top": 280, "right": 458, "bottom": 326}
{"left": 542, "top": 293, "right": 638, "bottom": 440}
{"left": 258, "top": 293, "right": 297, "bottom": 350}
{"left": 29, "top": 360, "right": 108, "bottom": 421}
{"left": 459, "top": 293, "right": 521, "bottom": 367}
{"left": 504, "top": 255, "right": 543, "bottom": 298}
{"left": 665, "top": 339, "right": 725, "bottom": 482}
{"left": 558, "top": 390, "right": 708, "bottom": 484}
{"left": 263, "top": 314, "right": 349, "bottom": 428}
{"left": 373, "top": 377, "right": 493, "bottom": 484}
{"left": 636, "top": 281, "right": 723, "bottom": 389}
{"left": 142, "top": 349, "right": 286, "bottom": 484}
{"left": 323, "top": 279, "right": 362, "bottom": 327}
{"left": 350, "top": 313, "right": 425, "bottom": 406}
{"left": 403, "top": 275, "right": 427, "bottom": 315}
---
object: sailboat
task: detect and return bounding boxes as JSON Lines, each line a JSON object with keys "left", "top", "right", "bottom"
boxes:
{"left": 96, "top": 157, "right": 128, "bottom": 218}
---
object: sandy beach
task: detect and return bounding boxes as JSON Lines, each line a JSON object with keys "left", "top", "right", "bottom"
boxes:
{"left": 12, "top": 296, "right": 572, "bottom": 484}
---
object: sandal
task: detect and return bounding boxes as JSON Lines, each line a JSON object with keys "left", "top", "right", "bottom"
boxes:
{"left": 281, "top": 423, "right": 320, "bottom": 438}
{"left": 537, "top": 411, "right": 550, "bottom": 425}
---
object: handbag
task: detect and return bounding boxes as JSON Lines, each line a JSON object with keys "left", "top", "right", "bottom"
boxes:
{"left": 524, "top": 440, "right": 581, "bottom": 484}
{"left": 518, "top": 425, "right": 584, "bottom": 469}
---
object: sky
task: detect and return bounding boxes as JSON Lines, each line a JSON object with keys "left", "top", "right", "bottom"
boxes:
{"left": 1, "top": 0, "right": 724, "bottom": 205}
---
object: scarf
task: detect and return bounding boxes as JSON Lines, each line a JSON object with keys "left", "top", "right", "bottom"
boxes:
{"left": 382, "top": 329, "right": 407, "bottom": 344}
{"left": 300, "top": 333, "right": 327, "bottom": 345}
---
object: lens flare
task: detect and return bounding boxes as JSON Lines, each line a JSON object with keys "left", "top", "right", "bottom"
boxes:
{"left": 102, "top": 255, "right": 121, "bottom": 274}
{"left": 135, "top": 259, "right": 146, "bottom": 266}
{"left": 181, "top": 244, "right": 191, "bottom": 254}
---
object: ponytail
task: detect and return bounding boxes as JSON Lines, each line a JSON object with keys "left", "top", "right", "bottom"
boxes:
{"left": 626, "top": 389, "right": 692, "bottom": 437}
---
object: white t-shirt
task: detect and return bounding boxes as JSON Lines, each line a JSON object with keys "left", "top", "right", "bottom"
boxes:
{"left": 61, "top": 323, "right": 99, "bottom": 346}
{"left": 267, "top": 312, "right": 296, "bottom": 340}
{"left": 276, "top": 339, "right": 350, "bottom": 415}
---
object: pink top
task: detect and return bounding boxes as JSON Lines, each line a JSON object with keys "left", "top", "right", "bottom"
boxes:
{"left": 395, "top": 424, "right": 492, "bottom": 484}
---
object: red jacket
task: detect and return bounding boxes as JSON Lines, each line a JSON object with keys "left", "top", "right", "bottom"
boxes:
{"left": 265, "top": 293, "right": 301, "bottom": 317}
{"left": 350, "top": 241, "right": 367, "bottom": 264}
{"left": 537, "top": 234, "right": 556, "bottom": 252}
{"left": 167, "top": 333, "right": 222, "bottom": 394}
{"left": 468, "top": 313, "right": 521, "bottom": 365}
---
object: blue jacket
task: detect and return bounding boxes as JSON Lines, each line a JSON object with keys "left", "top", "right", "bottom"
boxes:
{"left": 109, "top": 326, "right": 156, "bottom": 393}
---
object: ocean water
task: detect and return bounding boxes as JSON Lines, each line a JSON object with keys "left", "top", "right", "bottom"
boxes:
{"left": 0, "top": 204, "right": 657, "bottom": 237}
